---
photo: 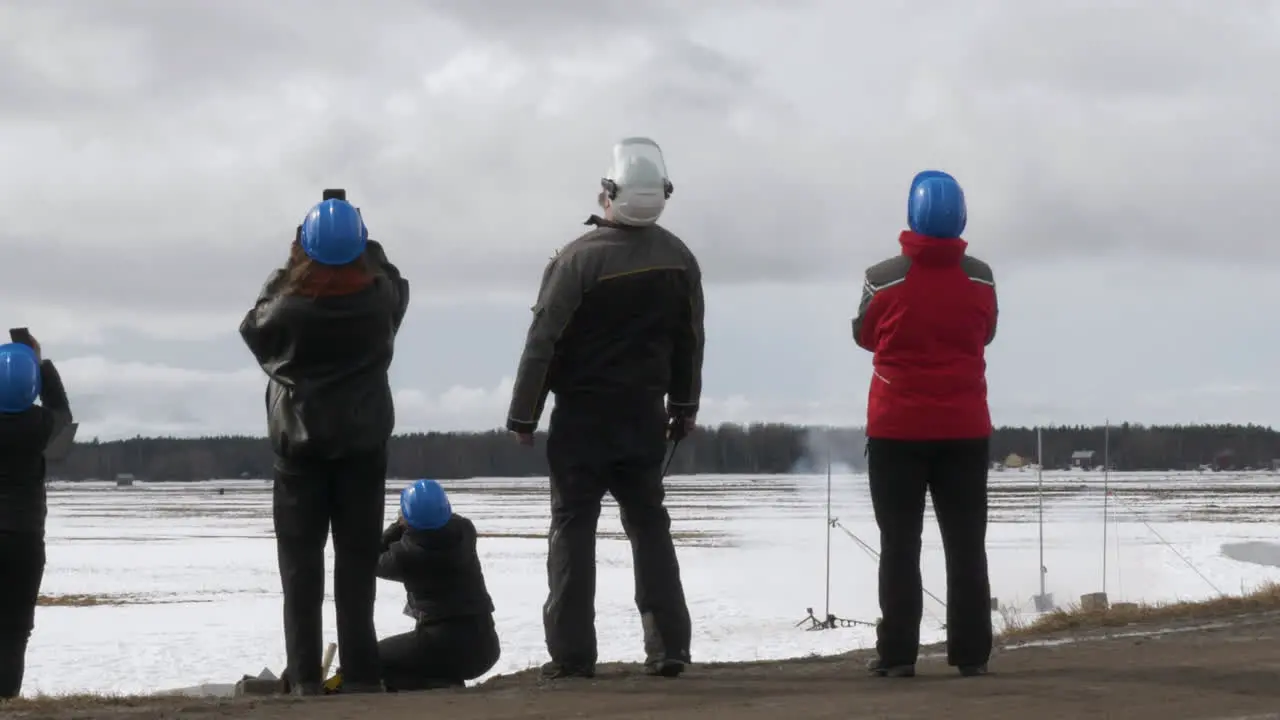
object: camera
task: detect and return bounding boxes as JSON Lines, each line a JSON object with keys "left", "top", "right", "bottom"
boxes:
{"left": 322, "top": 188, "right": 347, "bottom": 202}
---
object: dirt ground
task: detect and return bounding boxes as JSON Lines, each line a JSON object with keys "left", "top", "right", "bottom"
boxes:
{"left": 7, "top": 614, "right": 1280, "bottom": 720}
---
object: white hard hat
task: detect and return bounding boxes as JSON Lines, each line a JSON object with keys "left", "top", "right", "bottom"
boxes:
{"left": 601, "top": 137, "right": 673, "bottom": 227}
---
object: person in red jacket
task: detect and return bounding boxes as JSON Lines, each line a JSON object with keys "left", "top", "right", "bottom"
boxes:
{"left": 851, "top": 169, "right": 997, "bottom": 679}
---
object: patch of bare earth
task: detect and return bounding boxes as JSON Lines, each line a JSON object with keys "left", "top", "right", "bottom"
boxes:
{"left": 8, "top": 588, "right": 1280, "bottom": 720}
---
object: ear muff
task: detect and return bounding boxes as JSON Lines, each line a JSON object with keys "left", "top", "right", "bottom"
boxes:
{"left": 600, "top": 178, "right": 674, "bottom": 200}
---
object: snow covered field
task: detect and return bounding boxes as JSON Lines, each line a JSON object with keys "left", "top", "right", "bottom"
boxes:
{"left": 23, "top": 470, "right": 1280, "bottom": 697}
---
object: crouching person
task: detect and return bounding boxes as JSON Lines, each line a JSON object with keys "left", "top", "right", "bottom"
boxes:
{"left": 374, "top": 480, "right": 500, "bottom": 691}
{"left": 0, "top": 336, "right": 73, "bottom": 699}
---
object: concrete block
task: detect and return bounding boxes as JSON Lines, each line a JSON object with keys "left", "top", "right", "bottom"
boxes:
{"left": 235, "top": 676, "right": 282, "bottom": 697}
{"left": 1080, "top": 592, "right": 1109, "bottom": 612}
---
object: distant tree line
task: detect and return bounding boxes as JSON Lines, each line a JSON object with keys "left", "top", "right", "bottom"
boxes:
{"left": 47, "top": 423, "right": 1280, "bottom": 482}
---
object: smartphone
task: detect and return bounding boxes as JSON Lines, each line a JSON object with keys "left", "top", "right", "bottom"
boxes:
{"left": 9, "top": 327, "right": 34, "bottom": 348}
{"left": 322, "top": 188, "right": 347, "bottom": 202}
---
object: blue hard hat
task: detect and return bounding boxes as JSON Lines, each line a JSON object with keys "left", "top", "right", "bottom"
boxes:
{"left": 299, "top": 199, "right": 368, "bottom": 266}
{"left": 907, "top": 170, "right": 967, "bottom": 239}
{"left": 400, "top": 479, "right": 453, "bottom": 531}
{"left": 0, "top": 343, "right": 41, "bottom": 414}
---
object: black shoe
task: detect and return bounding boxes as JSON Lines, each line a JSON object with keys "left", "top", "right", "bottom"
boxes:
{"left": 644, "top": 658, "right": 688, "bottom": 678}
{"left": 290, "top": 681, "right": 324, "bottom": 697}
{"left": 540, "top": 661, "right": 595, "bottom": 680}
{"left": 958, "top": 664, "right": 988, "bottom": 677}
{"left": 340, "top": 681, "right": 385, "bottom": 694}
{"left": 866, "top": 657, "right": 915, "bottom": 678}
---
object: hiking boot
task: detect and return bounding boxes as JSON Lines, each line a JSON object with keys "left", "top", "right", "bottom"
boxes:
{"left": 866, "top": 657, "right": 915, "bottom": 678}
{"left": 958, "top": 663, "right": 989, "bottom": 677}
{"left": 340, "top": 681, "right": 384, "bottom": 694}
{"left": 290, "top": 681, "right": 324, "bottom": 697}
{"left": 644, "top": 658, "right": 688, "bottom": 678}
{"left": 540, "top": 661, "right": 595, "bottom": 680}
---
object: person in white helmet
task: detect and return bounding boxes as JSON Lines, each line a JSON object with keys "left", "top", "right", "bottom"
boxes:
{"left": 505, "top": 137, "right": 704, "bottom": 681}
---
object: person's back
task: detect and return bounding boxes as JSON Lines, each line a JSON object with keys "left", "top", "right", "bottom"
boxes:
{"left": 852, "top": 170, "right": 997, "bottom": 679}
{"left": 543, "top": 221, "right": 700, "bottom": 407}
{"left": 373, "top": 480, "right": 499, "bottom": 691}
{"left": 854, "top": 227, "right": 995, "bottom": 441}
{"left": 506, "top": 138, "right": 703, "bottom": 681}
{"left": 0, "top": 338, "right": 73, "bottom": 699}
{"left": 244, "top": 240, "right": 408, "bottom": 463}
{"left": 240, "top": 193, "right": 410, "bottom": 696}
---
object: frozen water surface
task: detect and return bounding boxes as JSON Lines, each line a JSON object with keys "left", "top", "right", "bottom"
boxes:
{"left": 23, "top": 470, "right": 1280, "bottom": 696}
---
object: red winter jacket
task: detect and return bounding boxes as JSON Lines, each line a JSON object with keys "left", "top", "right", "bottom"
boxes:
{"left": 851, "top": 231, "right": 998, "bottom": 440}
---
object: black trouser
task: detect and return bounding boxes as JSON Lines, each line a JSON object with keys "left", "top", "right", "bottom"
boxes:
{"left": 543, "top": 400, "right": 692, "bottom": 667}
{"left": 0, "top": 531, "right": 45, "bottom": 699}
{"left": 379, "top": 614, "right": 500, "bottom": 691}
{"left": 273, "top": 449, "right": 387, "bottom": 688}
{"left": 866, "top": 437, "right": 992, "bottom": 668}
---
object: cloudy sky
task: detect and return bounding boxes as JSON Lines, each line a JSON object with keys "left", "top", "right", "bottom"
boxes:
{"left": 1, "top": 0, "right": 1277, "bottom": 440}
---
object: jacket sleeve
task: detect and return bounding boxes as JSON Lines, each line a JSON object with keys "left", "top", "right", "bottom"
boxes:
{"left": 239, "top": 269, "right": 289, "bottom": 368}
{"left": 375, "top": 542, "right": 406, "bottom": 582}
{"left": 668, "top": 251, "right": 705, "bottom": 418}
{"left": 851, "top": 274, "right": 879, "bottom": 351}
{"left": 986, "top": 281, "right": 999, "bottom": 346}
{"left": 506, "top": 252, "right": 585, "bottom": 434}
{"left": 366, "top": 240, "right": 411, "bottom": 334}
{"left": 851, "top": 256, "right": 911, "bottom": 351}
{"left": 380, "top": 521, "right": 405, "bottom": 552}
{"left": 38, "top": 359, "right": 73, "bottom": 449}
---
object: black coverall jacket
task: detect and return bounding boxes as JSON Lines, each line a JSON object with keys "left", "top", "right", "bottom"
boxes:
{"left": 239, "top": 240, "right": 410, "bottom": 464}
{"left": 376, "top": 515, "right": 496, "bottom": 623}
{"left": 0, "top": 360, "right": 73, "bottom": 533}
{"left": 505, "top": 215, "right": 705, "bottom": 433}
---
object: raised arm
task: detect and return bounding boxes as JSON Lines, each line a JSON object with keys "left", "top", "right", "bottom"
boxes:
{"left": 38, "top": 359, "right": 73, "bottom": 446}
{"left": 239, "top": 269, "right": 289, "bottom": 368}
{"left": 366, "top": 240, "right": 411, "bottom": 333}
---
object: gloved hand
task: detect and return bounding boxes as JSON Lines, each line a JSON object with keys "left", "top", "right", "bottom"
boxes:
{"left": 380, "top": 520, "right": 405, "bottom": 550}
{"left": 666, "top": 411, "right": 696, "bottom": 442}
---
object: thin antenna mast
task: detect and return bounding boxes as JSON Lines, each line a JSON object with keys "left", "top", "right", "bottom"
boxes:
{"left": 824, "top": 442, "right": 833, "bottom": 621}
{"left": 1038, "top": 427, "right": 1046, "bottom": 599}
{"left": 1102, "top": 419, "right": 1110, "bottom": 595}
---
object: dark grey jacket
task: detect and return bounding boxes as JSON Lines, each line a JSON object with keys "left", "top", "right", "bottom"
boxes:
{"left": 239, "top": 240, "right": 409, "bottom": 463}
{"left": 376, "top": 515, "right": 496, "bottom": 624}
{"left": 505, "top": 216, "right": 705, "bottom": 433}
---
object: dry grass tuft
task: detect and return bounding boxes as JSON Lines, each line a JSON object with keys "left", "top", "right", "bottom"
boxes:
{"left": 1000, "top": 582, "right": 1280, "bottom": 640}
{"left": 38, "top": 593, "right": 141, "bottom": 607}
{"left": 0, "top": 692, "right": 290, "bottom": 718}
{"left": 36, "top": 592, "right": 212, "bottom": 608}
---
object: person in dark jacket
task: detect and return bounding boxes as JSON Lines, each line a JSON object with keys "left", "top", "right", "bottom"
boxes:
{"left": 0, "top": 335, "right": 73, "bottom": 699}
{"left": 506, "top": 138, "right": 704, "bottom": 680}
{"left": 369, "top": 479, "right": 499, "bottom": 691}
{"left": 851, "top": 170, "right": 997, "bottom": 679}
{"left": 240, "top": 191, "right": 410, "bottom": 696}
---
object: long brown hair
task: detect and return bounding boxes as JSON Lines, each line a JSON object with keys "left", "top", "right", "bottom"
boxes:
{"left": 281, "top": 239, "right": 375, "bottom": 298}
